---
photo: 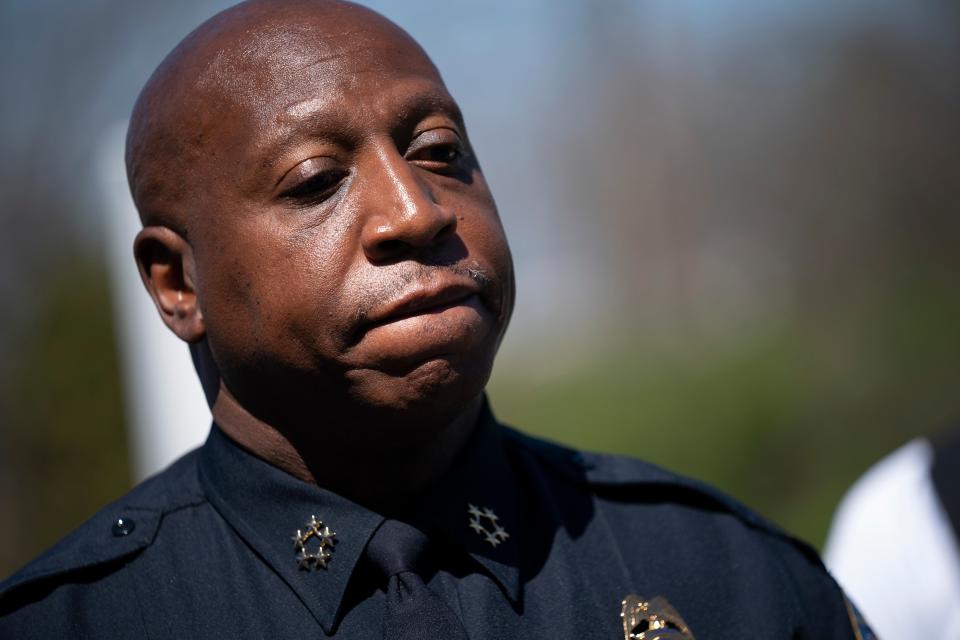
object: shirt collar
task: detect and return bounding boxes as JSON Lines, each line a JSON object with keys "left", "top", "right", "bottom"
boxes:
{"left": 409, "top": 400, "right": 522, "bottom": 604}
{"left": 198, "top": 425, "right": 383, "bottom": 634}
{"left": 197, "top": 395, "right": 522, "bottom": 634}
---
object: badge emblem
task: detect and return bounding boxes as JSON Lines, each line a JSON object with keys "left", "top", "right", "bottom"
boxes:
{"left": 292, "top": 515, "right": 338, "bottom": 570}
{"left": 620, "top": 594, "right": 695, "bottom": 640}
{"left": 467, "top": 503, "right": 509, "bottom": 547}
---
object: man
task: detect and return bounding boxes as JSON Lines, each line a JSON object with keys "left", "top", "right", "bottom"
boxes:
{"left": 0, "top": 1, "right": 872, "bottom": 638}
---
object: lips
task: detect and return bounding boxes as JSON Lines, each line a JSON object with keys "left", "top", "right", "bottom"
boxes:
{"left": 357, "top": 277, "right": 481, "bottom": 335}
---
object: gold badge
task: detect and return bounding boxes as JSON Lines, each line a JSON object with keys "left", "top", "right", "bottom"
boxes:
{"left": 620, "top": 594, "right": 695, "bottom": 640}
{"left": 467, "top": 503, "right": 510, "bottom": 547}
{"left": 292, "top": 515, "right": 337, "bottom": 570}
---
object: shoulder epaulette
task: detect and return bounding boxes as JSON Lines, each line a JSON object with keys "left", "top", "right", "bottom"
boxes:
{"left": 503, "top": 424, "right": 684, "bottom": 487}
{"left": 505, "top": 426, "right": 825, "bottom": 568}
{"left": 0, "top": 450, "right": 204, "bottom": 601}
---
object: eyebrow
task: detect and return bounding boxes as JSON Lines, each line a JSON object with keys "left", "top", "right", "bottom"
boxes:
{"left": 280, "top": 86, "right": 463, "bottom": 136}
{"left": 285, "top": 97, "right": 328, "bottom": 120}
{"left": 391, "top": 87, "right": 466, "bottom": 129}
{"left": 260, "top": 86, "right": 465, "bottom": 171}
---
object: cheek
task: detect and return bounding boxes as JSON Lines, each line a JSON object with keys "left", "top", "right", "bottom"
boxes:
{"left": 455, "top": 185, "right": 514, "bottom": 282}
{"left": 195, "top": 215, "right": 355, "bottom": 369}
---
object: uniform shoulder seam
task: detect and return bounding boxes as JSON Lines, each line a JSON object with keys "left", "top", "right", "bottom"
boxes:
{"left": 0, "top": 448, "right": 208, "bottom": 602}
{"left": 501, "top": 426, "right": 824, "bottom": 570}
{"left": 591, "top": 459, "right": 827, "bottom": 570}
{"left": 501, "top": 425, "right": 591, "bottom": 486}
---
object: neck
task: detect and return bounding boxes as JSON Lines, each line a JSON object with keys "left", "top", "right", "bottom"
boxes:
{"left": 211, "top": 383, "right": 482, "bottom": 511}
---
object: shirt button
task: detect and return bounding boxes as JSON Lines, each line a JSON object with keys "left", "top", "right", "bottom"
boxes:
{"left": 112, "top": 517, "right": 136, "bottom": 537}
{"left": 571, "top": 452, "right": 593, "bottom": 469}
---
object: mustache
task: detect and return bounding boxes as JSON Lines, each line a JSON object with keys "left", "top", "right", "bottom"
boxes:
{"left": 350, "top": 260, "right": 495, "bottom": 325}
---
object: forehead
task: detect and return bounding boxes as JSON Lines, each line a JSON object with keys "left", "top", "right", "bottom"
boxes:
{"left": 127, "top": 2, "right": 461, "bottom": 229}
{"left": 199, "top": 14, "right": 448, "bottom": 138}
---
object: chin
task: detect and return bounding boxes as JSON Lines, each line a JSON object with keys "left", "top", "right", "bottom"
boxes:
{"left": 347, "top": 350, "right": 493, "bottom": 423}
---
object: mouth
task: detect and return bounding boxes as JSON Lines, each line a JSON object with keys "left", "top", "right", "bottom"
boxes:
{"left": 357, "top": 278, "right": 482, "bottom": 336}
{"left": 342, "top": 270, "right": 499, "bottom": 371}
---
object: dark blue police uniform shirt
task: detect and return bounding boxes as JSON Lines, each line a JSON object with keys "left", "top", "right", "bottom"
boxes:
{"left": 0, "top": 402, "right": 868, "bottom": 638}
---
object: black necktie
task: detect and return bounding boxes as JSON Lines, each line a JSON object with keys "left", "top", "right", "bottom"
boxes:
{"left": 364, "top": 519, "right": 470, "bottom": 640}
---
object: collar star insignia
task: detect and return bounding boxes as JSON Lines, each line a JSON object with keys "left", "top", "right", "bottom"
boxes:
{"left": 292, "top": 515, "right": 338, "bottom": 570}
{"left": 467, "top": 503, "right": 510, "bottom": 547}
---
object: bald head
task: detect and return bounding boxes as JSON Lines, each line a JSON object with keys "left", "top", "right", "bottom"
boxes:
{"left": 125, "top": 0, "right": 439, "bottom": 234}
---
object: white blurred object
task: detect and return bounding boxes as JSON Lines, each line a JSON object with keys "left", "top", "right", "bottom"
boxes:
{"left": 824, "top": 438, "right": 960, "bottom": 640}
{"left": 97, "top": 120, "right": 210, "bottom": 481}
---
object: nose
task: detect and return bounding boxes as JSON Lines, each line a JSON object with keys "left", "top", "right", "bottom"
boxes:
{"left": 359, "top": 144, "right": 458, "bottom": 263}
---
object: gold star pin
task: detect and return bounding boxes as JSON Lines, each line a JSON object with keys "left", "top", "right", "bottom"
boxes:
{"left": 292, "top": 515, "right": 338, "bottom": 570}
{"left": 467, "top": 503, "right": 509, "bottom": 547}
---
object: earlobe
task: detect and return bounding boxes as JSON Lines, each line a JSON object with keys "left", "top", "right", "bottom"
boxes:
{"left": 133, "top": 226, "right": 206, "bottom": 343}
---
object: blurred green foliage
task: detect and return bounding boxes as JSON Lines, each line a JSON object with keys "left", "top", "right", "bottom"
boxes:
{"left": 0, "top": 258, "right": 130, "bottom": 577}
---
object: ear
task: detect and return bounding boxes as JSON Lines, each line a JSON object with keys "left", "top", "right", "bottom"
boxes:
{"left": 133, "top": 226, "right": 206, "bottom": 343}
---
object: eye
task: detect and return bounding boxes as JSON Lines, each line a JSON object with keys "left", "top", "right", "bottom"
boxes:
{"left": 280, "top": 169, "right": 348, "bottom": 204}
{"left": 420, "top": 145, "right": 461, "bottom": 164}
{"left": 276, "top": 157, "right": 349, "bottom": 206}
{"left": 406, "top": 128, "right": 467, "bottom": 173}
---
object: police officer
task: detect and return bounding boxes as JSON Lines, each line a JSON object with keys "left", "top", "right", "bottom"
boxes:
{"left": 0, "top": 1, "right": 873, "bottom": 638}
